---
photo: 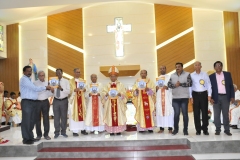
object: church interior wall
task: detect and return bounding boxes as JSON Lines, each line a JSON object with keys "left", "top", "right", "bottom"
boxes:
{"left": 83, "top": 2, "right": 157, "bottom": 88}
{"left": 19, "top": 17, "right": 48, "bottom": 80}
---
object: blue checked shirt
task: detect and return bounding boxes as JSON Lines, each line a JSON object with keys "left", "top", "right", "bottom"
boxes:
{"left": 20, "top": 75, "right": 46, "bottom": 100}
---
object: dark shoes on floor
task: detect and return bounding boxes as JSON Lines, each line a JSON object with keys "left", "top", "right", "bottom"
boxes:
{"left": 203, "top": 131, "right": 209, "bottom": 135}
{"left": 44, "top": 136, "right": 51, "bottom": 140}
{"left": 54, "top": 134, "right": 59, "bottom": 139}
{"left": 116, "top": 132, "right": 121, "bottom": 135}
{"left": 61, "top": 134, "right": 68, "bottom": 138}
{"left": 110, "top": 133, "right": 114, "bottom": 136}
{"left": 81, "top": 130, "right": 88, "bottom": 135}
{"left": 23, "top": 140, "right": 34, "bottom": 145}
{"left": 73, "top": 133, "right": 79, "bottom": 137}
{"left": 184, "top": 131, "right": 188, "bottom": 135}
{"left": 172, "top": 130, "right": 178, "bottom": 135}
{"left": 196, "top": 132, "right": 201, "bottom": 135}
{"left": 224, "top": 132, "right": 232, "bottom": 136}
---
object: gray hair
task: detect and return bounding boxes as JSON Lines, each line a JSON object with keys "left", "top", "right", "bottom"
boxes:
{"left": 233, "top": 84, "right": 237, "bottom": 89}
{"left": 73, "top": 68, "right": 80, "bottom": 72}
{"left": 38, "top": 70, "right": 45, "bottom": 76}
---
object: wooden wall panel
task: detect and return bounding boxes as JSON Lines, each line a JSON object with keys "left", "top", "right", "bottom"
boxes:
{"left": 223, "top": 11, "right": 240, "bottom": 88}
{"left": 155, "top": 4, "right": 193, "bottom": 45}
{"left": 157, "top": 31, "right": 195, "bottom": 73}
{"left": 0, "top": 23, "right": 19, "bottom": 92}
{"left": 154, "top": 4, "right": 195, "bottom": 75}
{"left": 48, "top": 9, "right": 84, "bottom": 79}
{"left": 48, "top": 39, "right": 84, "bottom": 78}
{"left": 48, "top": 9, "right": 83, "bottom": 49}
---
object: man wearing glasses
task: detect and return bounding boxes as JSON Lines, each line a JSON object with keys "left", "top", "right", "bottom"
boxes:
{"left": 209, "top": 61, "right": 235, "bottom": 136}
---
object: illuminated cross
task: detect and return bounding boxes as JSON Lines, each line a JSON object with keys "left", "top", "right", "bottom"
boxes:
{"left": 107, "top": 17, "right": 131, "bottom": 57}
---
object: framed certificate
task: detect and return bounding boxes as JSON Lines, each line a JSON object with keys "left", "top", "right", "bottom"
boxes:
{"left": 156, "top": 78, "right": 165, "bottom": 87}
{"left": 49, "top": 77, "right": 59, "bottom": 88}
{"left": 138, "top": 80, "right": 146, "bottom": 90}
{"left": 77, "top": 81, "right": 86, "bottom": 90}
{"left": 90, "top": 85, "right": 98, "bottom": 95}
{"left": 109, "top": 88, "right": 118, "bottom": 99}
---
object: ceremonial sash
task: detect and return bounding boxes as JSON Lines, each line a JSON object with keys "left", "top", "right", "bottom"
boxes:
{"left": 110, "top": 83, "right": 118, "bottom": 126}
{"left": 161, "top": 88, "right": 166, "bottom": 116}
{"left": 92, "top": 95, "right": 99, "bottom": 126}
{"left": 141, "top": 90, "right": 152, "bottom": 128}
{"left": 75, "top": 82, "right": 83, "bottom": 121}
{"left": 6, "top": 99, "right": 14, "bottom": 110}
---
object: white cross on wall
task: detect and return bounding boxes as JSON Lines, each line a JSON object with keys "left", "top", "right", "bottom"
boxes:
{"left": 107, "top": 17, "right": 131, "bottom": 57}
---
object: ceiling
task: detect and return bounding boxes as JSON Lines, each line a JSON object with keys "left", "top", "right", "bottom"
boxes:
{"left": 0, "top": 0, "right": 240, "bottom": 24}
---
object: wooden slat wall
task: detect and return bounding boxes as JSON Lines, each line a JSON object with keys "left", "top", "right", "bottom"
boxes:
{"left": 47, "top": 9, "right": 84, "bottom": 78}
{"left": 154, "top": 4, "right": 195, "bottom": 75}
{"left": 223, "top": 11, "right": 240, "bottom": 88}
{"left": 0, "top": 23, "right": 19, "bottom": 92}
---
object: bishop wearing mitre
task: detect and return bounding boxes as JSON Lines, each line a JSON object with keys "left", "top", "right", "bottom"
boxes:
{"left": 102, "top": 66, "right": 127, "bottom": 136}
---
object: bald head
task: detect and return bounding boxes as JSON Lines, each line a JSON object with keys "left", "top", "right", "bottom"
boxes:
{"left": 194, "top": 61, "right": 202, "bottom": 72}
{"left": 90, "top": 74, "right": 97, "bottom": 83}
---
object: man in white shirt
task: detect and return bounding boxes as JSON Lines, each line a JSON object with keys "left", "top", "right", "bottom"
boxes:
{"left": 189, "top": 61, "right": 212, "bottom": 135}
{"left": 34, "top": 71, "right": 53, "bottom": 140}
{"left": 156, "top": 66, "right": 174, "bottom": 133}
{"left": 229, "top": 84, "right": 240, "bottom": 129}
{"left": 52, "top": 68, "right": 70, "bottom": 139}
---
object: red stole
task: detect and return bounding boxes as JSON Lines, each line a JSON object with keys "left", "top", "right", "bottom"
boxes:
{"left": 92, "top": 95, "right": 99, "bottom": 126}
{"left": 111, "top": 83, "right": 118, "bottom": 126}
{"left": 75, "top": 82, "right": 83, "bottom": 121}
{"left": 161, "top": 88, "right": 166, "bottom": 116}
{"left": 141, "top": 89, "right": 152, "bottom": 128}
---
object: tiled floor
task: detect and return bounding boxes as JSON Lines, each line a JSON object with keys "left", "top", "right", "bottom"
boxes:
{"left": 0, "top": 113, "right": 240, "bottom": 159}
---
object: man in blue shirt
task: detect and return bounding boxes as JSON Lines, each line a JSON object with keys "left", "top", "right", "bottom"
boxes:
{"left": 20, "top": 66, "right": 51, "bottom": 145}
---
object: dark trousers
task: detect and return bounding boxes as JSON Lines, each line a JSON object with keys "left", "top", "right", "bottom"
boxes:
{"left": 35, "top": 99, "right": 50, "bottom": 137}
{"left": 53, "top": 98, "right": 68, "bottom": 135}
{"left": 213, "top": 95, "right": 230, "bottom": 133}
{"left": 172, "top": 98, "right": 189, "bottom": 132}
{"left": 21, "top": 99, "right": 37, "bottom": 143}
{"left": 192, "top": 91, "right": 209, "bottom": 132}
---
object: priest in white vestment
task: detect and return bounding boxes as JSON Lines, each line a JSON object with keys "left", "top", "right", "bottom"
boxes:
{"left": 155, "top": 66, "right": 174, "bottom": 133}
{"left": 69, "top": 68, "right": 88, "bottom": 136}
{"left": 102, "top": 66, "right": 127, "bottom": 136}
{"left": 229, "top": 84, "right": 240, "bottom": 129}
{"left": 85, "top": 74, "right": 105, "bottom": 133}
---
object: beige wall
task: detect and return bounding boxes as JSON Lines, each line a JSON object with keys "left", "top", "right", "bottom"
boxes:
{"left": 192, "top": 9, "right": 226, "bottom": 72}
{"left": 83, "top": 2, "right": 157, "bottom": 88}
{"left": 0, "top": 23, "right": 7, "bottom": 59}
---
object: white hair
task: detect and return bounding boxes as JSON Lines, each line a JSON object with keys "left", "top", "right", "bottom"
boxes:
{"left": 38, "top": 70, "right": 45, "bottom": 76}
{"left": 233, "top": 84, "right": 237, "bottom": 89}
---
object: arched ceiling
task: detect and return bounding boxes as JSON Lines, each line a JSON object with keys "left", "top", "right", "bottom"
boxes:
{"left": 0, "top": 0, "right": 240, "bottom": 24}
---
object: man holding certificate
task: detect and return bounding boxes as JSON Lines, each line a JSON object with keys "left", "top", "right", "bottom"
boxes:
{"left": 102, "top": 66, "right": 127, "bottom": 136}
{"left": 132, "top": 70, "right": 155, "bottom": 133}
{"left": 85, "top": 74, "right": 105, "bottom": 134}
{"left": 69, "top": 68, "right": 88, "bottom": 136}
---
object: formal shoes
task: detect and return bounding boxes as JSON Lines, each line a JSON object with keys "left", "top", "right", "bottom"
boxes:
{"left": 139, "top": 131, "right": 145, "bottom": 133}
{"left": 44, "top": 136, "right": 51, "bottom": 140}
{"left": 54, "top": 134, "right": 59, "bottom": 139}
{"left": 203, "top": 131, "right": 209, "bottom": 135}
{"left": 116, "top": 132, "right": 121, "bottom": 135}
{"left": 224, "top": 132, "right": 232, "bottom": 136}
{"left": 35, "top": 136, "right": 41, "bottom": 141}
{"left": 184, "top": 131, "right": 189, "bottom": 136}
{"left": 232, "top": 125, "right": 238, "bottom": 129}
{"left": 81, "top": 130, "right": 88, "bottom": 135}
{"left": 61, "top": 134, "right": 68, "bottom": 138}
{"left": 33, "top": 138, "right": 40, "bottom": 142}
{"left": 196, "top": 132, "right": 201, "bottom": 135}
{"left": 110, "top": 133, "right": 114, "bottom": 136}
{"left": 148, "top": 130, "right": 153, "bottom": 133}
{"left": 172, "top": 130, "right": 178, "bottom": 135}
{"left": 23, "top": 140, "right": 34, "bottom": 145}
{"left": 215, "top": 132, "right": 220, "bottom": 135}
{"left": 73, "top": 133, "right": 79, "bottom": 137}
{"left": 158, "top": 130, "right": 164, "bottom": 133}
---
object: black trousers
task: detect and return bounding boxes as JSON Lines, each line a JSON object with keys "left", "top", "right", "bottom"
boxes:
{"left": 35, "top": 99, "right": 50, "bottom": 137}
{"left": 21, "top": 99, "right": 37, "bottom": 143}
{"left": 192, "top": 91, "right": 209, "bottom": 132}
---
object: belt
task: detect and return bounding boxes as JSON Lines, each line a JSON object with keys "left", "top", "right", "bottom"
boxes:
{"left": 36, "top": 99, "right": 48, "bottom": 102}
{"left": 22, "top": 99, "right": 36, "bottom": 101}
{"left": 54, "top": 97, "right": 68, "bottom": 101}
{"left": 193, "top": 91, "right": 207, "bottom": 94}
{"left": 218, "top": 94, "right": 226, "bottom": 95}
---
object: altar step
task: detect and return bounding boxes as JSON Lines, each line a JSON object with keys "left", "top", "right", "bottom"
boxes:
{"left": 0, "top": 125, "right": 10, "bottom": 132}
{"left": 36, "top": 139, "right": 193, "bottom": 159}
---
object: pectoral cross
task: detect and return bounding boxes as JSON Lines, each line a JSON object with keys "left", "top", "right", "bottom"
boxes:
{"left": 107, "top": 17, "right": 131, "bottom": 57}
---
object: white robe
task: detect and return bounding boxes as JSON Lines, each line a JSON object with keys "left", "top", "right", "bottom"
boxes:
{"left": 229, "top": 90, "right": 240, "bottom": 125}
{"left": 155, "top": 75, "right": 174, "bottom": 128}
{"left": 84, "top": 82, "right": 104, "bottom": 132}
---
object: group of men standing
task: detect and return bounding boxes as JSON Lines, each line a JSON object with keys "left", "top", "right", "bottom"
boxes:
{"left": 18, "top": 59, "right": 236, "bottom": 145}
